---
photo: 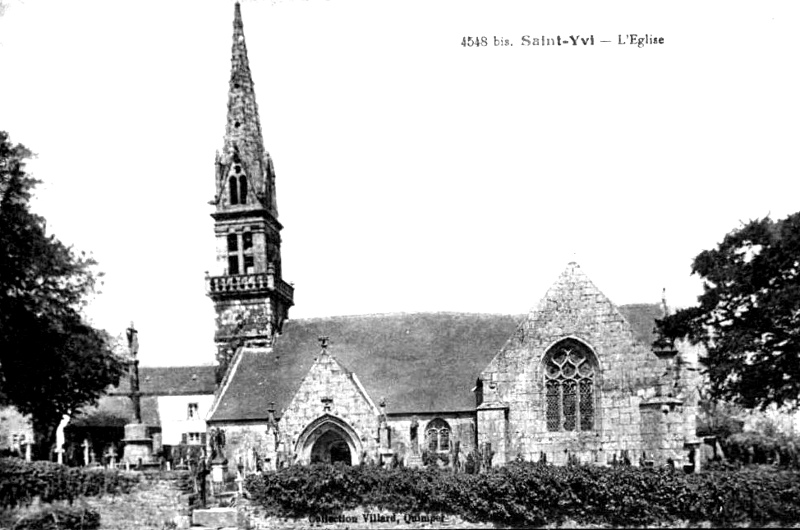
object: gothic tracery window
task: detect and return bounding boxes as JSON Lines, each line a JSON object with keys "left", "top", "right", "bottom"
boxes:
{"left": 544, "top": 339, "right": 597, "bottom": 432}
{"left": 425, "top": 418, "right": 451, "bottom": 453}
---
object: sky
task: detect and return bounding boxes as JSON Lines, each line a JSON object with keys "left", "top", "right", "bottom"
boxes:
{"left": 1, "top": 0, "right": 798, "bottom": 366}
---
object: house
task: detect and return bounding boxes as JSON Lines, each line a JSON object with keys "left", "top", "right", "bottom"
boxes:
{"left": 0, "top": 406, "right": 34, "bottom": 458}
{"left": 68, "top": 365, "right": 216, "bottom": 463}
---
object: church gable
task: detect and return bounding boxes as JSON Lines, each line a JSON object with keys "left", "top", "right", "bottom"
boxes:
{"left": 279, "top": 348, "right": 380, "bottom": 462}
{"left": 481, "top": 262, "right": 661, "bottom": 390}
{"left": 476, "top": 262, "right": 677, "bottom": 465}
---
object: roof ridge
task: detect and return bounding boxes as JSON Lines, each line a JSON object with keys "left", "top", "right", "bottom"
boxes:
{"left": 288, "top": 311, "right": 525, "bottom": 322}
{"left": 138, "top": 364, "right": 216, "bottom": 370}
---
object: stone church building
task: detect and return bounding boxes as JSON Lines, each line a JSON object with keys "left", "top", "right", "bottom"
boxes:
{"left": 205, "top": 3, "right": 702, "bottom": 471}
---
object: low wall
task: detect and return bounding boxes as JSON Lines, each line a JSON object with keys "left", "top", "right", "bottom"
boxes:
{"left": 237, "top": 500, "right": 496, "bottom": 530}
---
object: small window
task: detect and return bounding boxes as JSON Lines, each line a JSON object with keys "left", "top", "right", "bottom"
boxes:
{"left": 228, "top": 256, "right": 239, "bottom": 275}
{"left": 229, "top": 176, "right": 239, "bottom": 205}
{"left": 243, "top": 255, "right": 254, "bottom": 274}
{"left": 239, "top": 175, "right": 248, "bottom": 204}
{"left": 187, "top": 432, "right": 202, "bottom": 445}
{"left": 226, "top": 234, "right": 240, "bottom": 275}
{"left": 10, "top": 432, "right": 26, "bottom": 449}
{"left": 187, "top": 403, "right": 199, "bottom": 420}
{"left": 226, "top": 232, "right": 256, "bottom": 276}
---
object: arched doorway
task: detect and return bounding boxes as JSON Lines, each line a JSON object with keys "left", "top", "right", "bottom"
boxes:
{"left": 295, "top": 414, "right": 362, "bottom": 466}
{"left": 310, "top": 430, "right": 352, "bottom": 465}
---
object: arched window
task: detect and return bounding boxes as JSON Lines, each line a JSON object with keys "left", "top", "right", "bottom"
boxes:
{"left": 239, "top": 175, "right": 248, "bottom": 204}
{"left": 543, "top": 339, "right": 597, "bottom": 432}
{"left": 425, "top": 418, "right": 451, "bottom": 452}
{"left": 229, "top": 176, "right": 239, "bottom": 205}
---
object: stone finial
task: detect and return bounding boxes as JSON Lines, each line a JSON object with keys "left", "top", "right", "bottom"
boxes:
{"left": 318, "top": 336, "right": 330, "bottom": 352}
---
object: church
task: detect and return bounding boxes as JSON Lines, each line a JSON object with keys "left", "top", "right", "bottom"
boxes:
{"left": 204, "top": 3, "right": 702, "bottom": 471}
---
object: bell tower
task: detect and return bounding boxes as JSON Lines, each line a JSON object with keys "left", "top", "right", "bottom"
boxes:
{"left": 207, "top": 2, "right": 294, "bottom": 367}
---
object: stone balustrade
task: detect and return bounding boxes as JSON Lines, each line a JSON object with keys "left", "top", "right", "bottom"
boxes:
{"left": 275, "top": 277, "right": 294, "bottom": 300}
{"left": 208, "top": 273, "right": 294, "bottom": 302}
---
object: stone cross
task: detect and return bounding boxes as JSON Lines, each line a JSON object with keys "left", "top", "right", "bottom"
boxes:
{"left": 235, "top": 470, "right": 245, "bottom": 495}
{"left": 318, "top": 336, "right": 329, "bottom": 351}
{"left": 106, "top": 445, "right": 117, "bottom": 468}
{"left": 55, "top": 414, "right": 70, "bottom": 464}
{"left": 321, "top": 396, "right": 333, "bottom": 412}
{"left": 126, "top": 322, "right": 142, "bottom": 423}
{"left": 126, "top": 322, "right": 139, "bottom": 356}
{"left": 82, "top": 439, "right": 90, "bottom": 467}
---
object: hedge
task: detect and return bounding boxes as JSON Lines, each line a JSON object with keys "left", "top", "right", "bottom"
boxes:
{"left": 245, "top": 462, "right": 800, "bottom": 527}
{"left": 0, "top": 458, "right": 139, "bottom": 509}
{"left": 10, "top": 505, "right": 100, "bottom": 530}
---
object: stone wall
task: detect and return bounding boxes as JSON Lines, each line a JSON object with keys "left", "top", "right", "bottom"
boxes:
{"left": 640, "top": 397, "right": 688, "bottom": 464}
{"left": 213, "top": 297, "right": 275, "bottom": 348}
{"left": 476, "top": 405, "right": 508, "bottom": 466}
{"left": 387, "top": 413, "right": 477, "bottom": 464}
{"left": 238, "top": 500, "right": 496, "bottom": 530}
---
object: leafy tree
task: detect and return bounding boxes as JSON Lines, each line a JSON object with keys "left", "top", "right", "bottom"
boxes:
{"left": 656, "top": 213, "right": 800, "bottom": 410}
{"left": 0, "top": 131, "right": 124, "bottom": 457}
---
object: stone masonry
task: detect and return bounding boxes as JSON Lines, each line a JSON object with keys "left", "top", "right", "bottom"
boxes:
{"left": 479, "top": 262, "right": 698, "bottom": 466}
{"left": 280, "top": 348, "right": 381, "bottom": 465}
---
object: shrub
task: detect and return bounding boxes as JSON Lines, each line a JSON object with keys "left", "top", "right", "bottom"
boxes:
{"left": 245, "top": 461, "right": 800, "bottom": 527}
{"left": 11, "top": 505, "right": 100, "bottom": 530}
{"left": 420, "top": 450, "right": 448, "bottom": 468}
{"left": 0, "top": 458, "right": 139, "bottom": 509}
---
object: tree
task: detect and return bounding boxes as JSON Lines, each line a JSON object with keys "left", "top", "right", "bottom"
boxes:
{"left": 656, "top": 212, "right": 800, "bottom": 410}
{"left": 0, "top": 131, "right": 124, "bottom": 457}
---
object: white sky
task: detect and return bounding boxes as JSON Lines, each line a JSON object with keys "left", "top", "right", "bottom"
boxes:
{"left": 1, "top": 0, "right": 798, "bottom": 366}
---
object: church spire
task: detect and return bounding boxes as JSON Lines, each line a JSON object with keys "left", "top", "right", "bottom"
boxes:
{"left": 215, "top": 1, "right": 278, "bottom": 216}
{"left": 208, "top": 2, "right": 293, "bottom": 365}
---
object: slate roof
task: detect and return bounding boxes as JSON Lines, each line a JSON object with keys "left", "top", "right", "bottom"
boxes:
{"left": 209, "top": 306, "right": 663, "bottom": 422}
{"left": 617, "top": 303, "right": 665, "bottom": 346}
{"left": 111, "top": 365, "right": 217, "bottom": 396}
{"left": 71, "top": 396, "right": 161, "bottom": 428}
{"left": 72, "top": 365, "right": 216, "bottom": 428}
